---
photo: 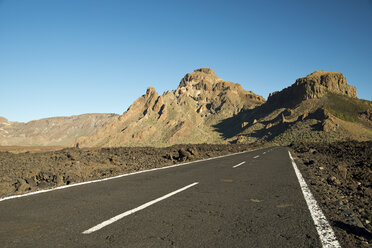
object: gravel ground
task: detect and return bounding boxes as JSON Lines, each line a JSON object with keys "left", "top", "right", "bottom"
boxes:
{"left": 291, "top": 141, "right": 371, "bottom": 248}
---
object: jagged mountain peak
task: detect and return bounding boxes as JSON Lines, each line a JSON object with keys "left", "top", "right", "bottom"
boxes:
{"left": 194, "top": 68, "right": 216, "bottom": 75}
{"left": 179, "top": 68, "right": 220, "bottom": 88}
{"left": 176, "top": 68, "right": 264, "bottom": 102}
{"left": 145, "top": 86, "right": 157, "bottom": 95}
{"left": 307, "top": 70, "right": 340, "bottom": 76}
{"left": 77, "top": 68, "right": 265, "bottom": 147}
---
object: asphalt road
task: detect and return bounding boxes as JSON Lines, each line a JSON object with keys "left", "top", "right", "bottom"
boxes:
{"left": 0, "top": 147, "right": 326, "bottom": 247}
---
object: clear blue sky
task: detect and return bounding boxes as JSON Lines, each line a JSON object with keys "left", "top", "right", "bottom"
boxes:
{"left": 1, "top": 0, "right": 371, "bottom": 122}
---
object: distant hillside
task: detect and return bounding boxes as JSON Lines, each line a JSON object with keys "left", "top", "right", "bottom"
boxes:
{"left": 216, "top": 71, "right": 372, "bottom": 144}
{"left": 77, "top": 68, "right": 265, "bottom": 147}
{"left": 0, "top": 114, "right": 119, "bottom": 146}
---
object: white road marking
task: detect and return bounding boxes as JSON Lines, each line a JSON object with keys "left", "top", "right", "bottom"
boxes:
{"left": 288, "top": 151, "right": 340, "bottom": 248}
{"left": 0, "top": 148, "right": 264, "bottom": 202}
{"left": 263, "top": 152, "right": 266, "bottom": 154}
{"left": 253, "top": 155, "right": 259, "bottom": 159}
{"left": 232, "top": 161, "right": 245, "bottom": 168}
{"left": 82, "top": 182, "right": 199, "bottom": 234}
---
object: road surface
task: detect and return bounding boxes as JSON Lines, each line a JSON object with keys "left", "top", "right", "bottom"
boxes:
{"left": 0, "top": 147, "right": 339, "bottom": 247}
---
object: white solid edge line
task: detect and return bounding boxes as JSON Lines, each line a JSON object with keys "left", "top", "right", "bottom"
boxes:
{"left": 288, "top": 151, "right": 340, "bottom": 248}
{"left": 0, "top": 148, "right": 264, "bottom": 202}
{"left": 253, "top": 155, "right": 259, "bottom": 159}
{"left": 82, "top": 182, "right": 199, "bottom": 234}
{"left": 232, "top": 161, "right": 245, "bottom": 168}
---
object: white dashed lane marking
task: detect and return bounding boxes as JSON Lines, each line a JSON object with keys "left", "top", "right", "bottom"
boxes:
{"left": 82, "top": 182, "right": 199, "bottom": 234}
{"left": 232, "top": 161, "right": 246, "bottom": 168}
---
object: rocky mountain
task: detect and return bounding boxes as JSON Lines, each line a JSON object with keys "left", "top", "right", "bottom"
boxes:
{"left": 3, "top": 69, "right": 370, "bottom": 148}
{"left": 77, "top": 68, "right": 265, "bottom": 147}
{"left": 217, "top": 71, "right": 371, "bottom": 144}
{"left": 0, "top": 114, "right": 119, "bottom": 146}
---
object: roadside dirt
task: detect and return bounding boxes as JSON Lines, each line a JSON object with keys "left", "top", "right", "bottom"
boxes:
{"left": 0, "top": 143, "right": 266, "bottom": 198}
{"left": 291, "top": 141, "right": 371, "bottom": 248}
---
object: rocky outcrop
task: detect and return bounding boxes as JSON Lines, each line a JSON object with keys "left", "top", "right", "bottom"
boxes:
{"left": 77, "top": 68, "right": 265, "bottom": 147}
{"left": 217, "top": 70, "right": 371, "bottom": 145}
{"left": 0, "top": 114, "right": 119, "bottom": 146}
{"left": 267, "top": 71, "right": 357, "bottom": 107}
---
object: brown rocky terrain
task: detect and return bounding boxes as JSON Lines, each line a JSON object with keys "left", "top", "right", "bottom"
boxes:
{"left": 217, "top": 70, "right": 372, "bottom": 145}
{"left": 291, "top": 141, "right": 371, "bottom": 248}
{"left": 0, "top": 142, "right": 266, "bottom": 198}
{"left": 0, "top": 113, "right": 118, "bottom": 146}
{"left": 77, "top": 68, "right": 265, "bottom": 147}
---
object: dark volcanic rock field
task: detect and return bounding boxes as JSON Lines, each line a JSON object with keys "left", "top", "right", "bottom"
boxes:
{"left": 291, "top": 141, "right": 371, "bottom": 248}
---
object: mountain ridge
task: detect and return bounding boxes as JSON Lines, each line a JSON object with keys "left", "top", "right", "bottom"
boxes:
{"left": 77, "top": 68, "right": 371, "bottom": 147}
{"left": 77, "top": 68, "right": 265, "bottom": 147}
{"left": 215, "top": 70, "right": 371, "bottom": 144}
{"left": 1, "top": 68, "right": 370, "bottom": 147}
